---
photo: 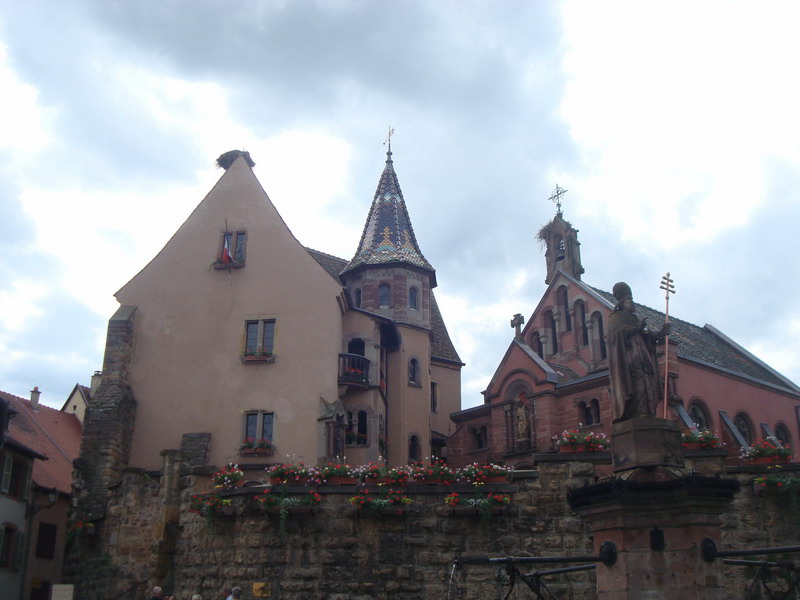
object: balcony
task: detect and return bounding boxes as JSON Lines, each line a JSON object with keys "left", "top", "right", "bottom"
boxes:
{"left": 338, "top": 353, "right": 370, "bottom": 389}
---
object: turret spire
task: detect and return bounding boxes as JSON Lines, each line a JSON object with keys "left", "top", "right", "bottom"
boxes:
{"left": 341, "top": 145, "right": 435, "bottom": 281}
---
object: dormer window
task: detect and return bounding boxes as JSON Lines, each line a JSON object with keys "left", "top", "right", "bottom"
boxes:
{"left": 215, "top": 231, "right": 247, "bottom": 269}
{"left": 409, "top": 287, "right": 419, "bottom": 310}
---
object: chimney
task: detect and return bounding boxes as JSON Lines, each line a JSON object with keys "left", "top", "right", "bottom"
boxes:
{"left": 30, "top": 386, "right": 41, "bottom": 409}
{"left": 91, "top": 371, "right": 102, "bottom": 394}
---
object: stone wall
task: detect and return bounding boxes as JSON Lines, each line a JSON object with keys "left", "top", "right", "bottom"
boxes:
{"left": 65, "top": 455, "right": 800, "bottom": 600}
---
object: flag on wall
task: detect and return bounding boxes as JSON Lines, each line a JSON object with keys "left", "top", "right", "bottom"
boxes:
{"left": 222, "top": 233, "right": 232, "bottom": 263}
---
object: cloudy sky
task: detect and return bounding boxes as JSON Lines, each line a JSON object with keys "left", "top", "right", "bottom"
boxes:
{"left": 2, "top": 1, "right": 799, "bottom": 410}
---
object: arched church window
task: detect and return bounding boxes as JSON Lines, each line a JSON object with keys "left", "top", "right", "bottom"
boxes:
{"left": 775, "top": 423, "right": 791, "bottom": 448}
{"left": 543, "top": 310, "right": 558, "bottom": 355}
{"left": 557, "top": 286, "right": 571, "bottom": 331}
{"left": 530, "top": 332, "right": 543, "bottom": 358}
{"left": 409, "top": 286, "right": 419, "bottom": 310}
{"left": 576, "top": 301, "right": 588, "bottom": 346}
{"left": 688, "top": 400, "right": 710, "bottom": 430}
{"left": 590, "top": 312, "right": 606, "bottom": 360}
{"left": 734, "top": 413, "right": 754, "bottom": 446}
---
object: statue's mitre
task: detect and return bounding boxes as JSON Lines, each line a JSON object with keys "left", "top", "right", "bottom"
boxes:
{"left": 612, "top": 282, "right": 632, "bottom": 302}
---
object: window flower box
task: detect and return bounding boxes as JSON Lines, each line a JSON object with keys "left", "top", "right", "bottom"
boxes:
{"left": 239, "top": 438, "right": 274, "bottom": 456}
{"left": 241, "top": 353, "right": 276, "bottom": 364}
{"left": 740, "top": 439, "right": 792, "bottom": 463}
{"left": 682, "top": 429, "right": 721, "bottom": 449}
{"left": 553, "top": 428, "right": 610, "bottom": 452}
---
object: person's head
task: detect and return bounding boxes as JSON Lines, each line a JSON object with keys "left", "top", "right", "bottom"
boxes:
{"left": 152, "top": 587, "right": 163, "bottom": 599}
{"left": 231, "top": 587, "right": 242, "bottom": 600}
{"left": 192, "top": 595, "right": 202, "bottom": 600}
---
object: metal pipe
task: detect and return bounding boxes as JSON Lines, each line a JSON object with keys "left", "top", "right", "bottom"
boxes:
{"left": 522, "top": 564, "right": 597, "bottom": 577}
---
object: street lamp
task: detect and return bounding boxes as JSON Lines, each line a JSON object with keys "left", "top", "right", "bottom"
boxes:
{"left": 25, "top": 487, "right": 58, "bottom": 518}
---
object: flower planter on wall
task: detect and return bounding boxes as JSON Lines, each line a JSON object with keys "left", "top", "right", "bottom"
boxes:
{"left": 240, "top": 447, "right": 274, "bottom": 457}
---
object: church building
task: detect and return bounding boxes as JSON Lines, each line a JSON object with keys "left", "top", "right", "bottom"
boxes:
{"left": 74, "top": 147, "right": 462, "bottom": 518}
{"left": 446, "top": 192, "right": 800, "bottom": 468}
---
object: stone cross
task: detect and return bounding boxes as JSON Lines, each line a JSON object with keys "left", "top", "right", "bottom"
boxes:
{"left": 510, "top": 313, "right": 525, "bottom": 338}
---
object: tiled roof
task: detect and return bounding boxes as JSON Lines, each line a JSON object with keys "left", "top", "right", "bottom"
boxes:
{"left": 306, "top": 247, "right": 348, "bottom": 281}
{"left": 305, "top": 247, "right": 460, "bottom": 364}
{"left": 1, "top": 390, "right": 82, "bottom": 494}
{"left": 589, "top": 286, "right": 799, "bottom": 393}
{"left": 342, "top": 150, "right": 434, "bottom": 275}
{"left": 430, "top": 294, "right": 462, "bottom": 364}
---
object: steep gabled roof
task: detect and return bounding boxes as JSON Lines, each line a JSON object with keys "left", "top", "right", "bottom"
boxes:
{"left": 1, "top": 390, "right": 82, "bottom": 494}
{"left": 306, "top": 246, "right": 460, "bottom": 364}
{"left": 519, "top": 269, "right": 799, "bottom": 394}
{"left": 341, "top": 149, "right": 434, "bottom": 278}
{"left": 589, "top": 286, "right": 800, "bottom": 394}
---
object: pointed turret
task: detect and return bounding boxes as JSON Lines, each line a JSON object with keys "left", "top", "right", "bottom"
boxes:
{"left": 342, "top": 147, "right": 436, "bottom": 284}
{"left": 341, "top": 147, "right": 435, "bottom": 329}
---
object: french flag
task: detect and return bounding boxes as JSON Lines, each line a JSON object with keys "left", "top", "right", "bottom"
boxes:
{"left": 222, "top": 235, "right": 232, "bottom": 263}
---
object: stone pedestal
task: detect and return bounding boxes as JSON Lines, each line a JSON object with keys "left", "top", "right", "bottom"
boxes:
{"left": 569, "top": 474, "right": 739, "bottom": 599}
{"left": 611, "top": 417, "right": 683, "bottom": 473}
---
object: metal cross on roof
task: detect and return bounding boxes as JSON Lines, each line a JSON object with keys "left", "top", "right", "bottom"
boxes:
{"left": 549, "top": 184, "right": 568, "bottom": 216}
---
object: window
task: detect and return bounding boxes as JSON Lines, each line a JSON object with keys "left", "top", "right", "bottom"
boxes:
{"left": 577, "top": 301, "right": 589, "bottom": 346}
{"left": 409, "top": 287, "right": 419, "bottom": 310}
{"left": 591, "top": 312, "right": 606, "bottom": 360}
{"left": 354, "top": 288, "right": 362, "bottom": 308}
{"left": 409, "top": 435, "right": 421, "bottom": 463}
{"left": 579, "top": 399, "right": 601, "bottom": 426}
{"left": 430, "top": 382, "right": 438, "bottom": 413}
{"left": 775, "top": 423, "right": 791, "bottom": 447}
{"left": 244, "top": 319, "right": 276, "bottom": 357}
{"left": 35, "top": 523, "right": 57, "bottom": 560}
{"left": 244, "top": 411, "right": 274, "bottom": 446}
{"left": 355, "top": 410, "right": 368, "bottom": 446}
{"left": 379, "top": 284, "right": 391, "bottom": 307}
{"left": 346, "top": 410, "right": 369, "bottom": 446}
{"left": 544, "top": 310, "right": 558, "bottom": 355}
{"left": 688, "top": 400, "right": 710, "bottom": 430}
{"left": 1, "top": 455, "right": 31, "bottom": 500}
{"left": 217, "top": 231, "right": 247, "bottom": 267}
{"left": 408, "top": 358, "right": 420, "bottom": 385}
{"left": 530, "top": 332, "right": 543, "bottom": 358}
{"left": 557, "top": 286, "right": 571, "bottom": 331}
{"left": 0, "top": 525, "right": 24, "bottom": 569}
{"left": 734, "top": 413, "right": 754, "bottom": 445}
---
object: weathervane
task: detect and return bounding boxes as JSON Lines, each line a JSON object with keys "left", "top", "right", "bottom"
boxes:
{"left": 659, "top": 272, "right": 675, "bottom": 418}
{"left": 549, "top": 184, "right": 568, "bottom": 216}
{"left": 384, "top": 126, "right": 395, "bottom": 152}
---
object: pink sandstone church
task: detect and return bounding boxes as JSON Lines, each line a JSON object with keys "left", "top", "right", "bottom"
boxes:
{"left": 446, "top": 201, "right": 800, "bottom": 468}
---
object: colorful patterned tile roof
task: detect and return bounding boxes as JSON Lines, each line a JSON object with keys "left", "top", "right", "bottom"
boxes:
{"left": 342, "top": 149, "right": 434, "bottom": 275}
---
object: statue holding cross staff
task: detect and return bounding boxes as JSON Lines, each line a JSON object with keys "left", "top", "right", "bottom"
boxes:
{"left": 607, "top": 282, "right": 671, "bottom": 423}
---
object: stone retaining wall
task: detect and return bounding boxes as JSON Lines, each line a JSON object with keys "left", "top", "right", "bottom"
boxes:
{"left": 65, "top": 455, "right": 800, "bottom": 600}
